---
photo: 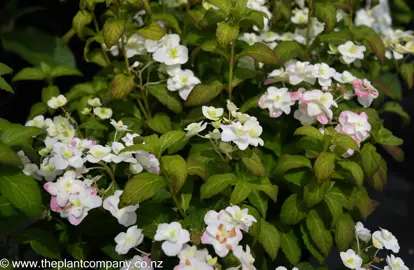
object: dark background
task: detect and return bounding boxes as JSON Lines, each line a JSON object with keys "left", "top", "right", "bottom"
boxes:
{"left": 1, "top": 0, "right": 413, "bottom": 267}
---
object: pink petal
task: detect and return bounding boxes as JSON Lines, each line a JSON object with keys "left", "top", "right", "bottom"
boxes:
{"left": 317, "top": 114, "right": 329, "bottom": 125}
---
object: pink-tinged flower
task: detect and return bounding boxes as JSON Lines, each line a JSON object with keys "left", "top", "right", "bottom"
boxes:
{"left": 352, "top": 79, "right": 379, "bottom": 107}
{"left": 336, "top": 111, "right": 371, "bottom": 144}
{"left": 294, "top": 90, "right": 337, "bottom": 125}
{"left": 233, "top": 245, "right": 256, "bottom": 270}
{"left": 201, "top": 210, "right": 244, "bottom": 257}
{"left": 135, "top": 151, "right": 161, "bottom": 174}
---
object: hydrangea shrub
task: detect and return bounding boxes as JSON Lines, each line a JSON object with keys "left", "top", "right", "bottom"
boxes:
{"left": 0, "top": 0, "right": 413, "bottom": 269}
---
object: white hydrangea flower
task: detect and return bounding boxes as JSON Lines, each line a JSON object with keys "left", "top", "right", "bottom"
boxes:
{"left": 52, "top": 142, "right": 84, "bottom": 170}
{"left": 372, "top": 228, "right": 400, "bottom": 253}
{"left": 238, "top": 33, "right": 262, "bottom": 46}
{"left": 233, "top": 245, "right": 256, "bottom": 270}
{"left": 126, "top": 34, "right": 147, "bottom": 58}
{"left": 110, "top": 119, "right": 129, "bottom": 131}
{"left": 85, "top": 145, "right": 113, "bottom": 163}
{"left": 122, "top": 133, "right": 140, "bottom": 147}
{"left": 134, "top": 151, "right": 160, "bottom": 174}
{"left": 275, "top": 267, "right": 299, "bottom": 270}
{"left": 355, "top": 222, "right": 371, "bottom": 243}
{"left": 294, "top": 90, "right": 337, "bottom": 125}
{"left": 47, "top": 95, "right": 67, "bottom": 109}
{"left": 384, "top": 254, "right": 409, "bottom": 270}
{"left": 103, "top": 190, "right": 139, "bottom": 227}
{"left": 312, "top": 63, "right": 336, "bottom": 87}
{"left": 185, "top": 121, "right": 207, "bottom": 137}
{"left": 93, "top": 107, "right": 113, "bottom": 119}
{"left": 261, "top": 31, "right": 279, "bottom": 42}
{"left": 38, "top": 157, "right": 63, "bottom": 181}
{"left": 285, "top": 61, "right": 316, "bottom": 85}
{"left": 115, "top": 225, "right": 144, "bottom": 255}
{"left": 111, "top": 142, "right": 136, "bottom": 164}
{"left": 154, "top": 222, "right": 190, "bottom": 256}
{"left": 66, "top": 189, "right": 102, "bottom": 225}
{"left": 267, "top": 68, "right": 289, "bottom": 83}
{"left": 87, "top": 98, "right": 102, "bottom": 107}
{"left": 145, "top": 34, "right": 180, "bottom": 53}
{"left": 167, "top": 69, "right": 201, "bottom": 100}
{"left": 333, "top": 71, "right": 356, "bottom": 84}
{"left": 202, "top": 106, "right": 224, "bottom": 121}
{"left": 176, "top": 245, "right": 212, "bottom": 269}
{"left": 153, "top": 44, "right": 189, "bottom": 66}
{"left": 258, "top": 87, "right": 294, "bottom": 118}
{"left": 338, "top": 41, "right": 366, "bottom": 64}
{"left": 25, "top": 115, "right": 45, "bottom": 128}
{"left": 340, "top": 249, "right": 363, "bottom": 269}
{"left": 221, "top": 206, "right": 257, "bottom": 232}
{"left": 291, "top": 8, "right": 309, "bottom": 24}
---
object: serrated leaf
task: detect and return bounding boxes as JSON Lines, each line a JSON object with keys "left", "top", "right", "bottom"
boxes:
{"left": 300, "top": 224, "right": 325, "bottom": 264}
{"left": 273, "top": 41, "right": 305, "bottom": 64}
{"left": 331, "top": 132, "right": 360, "bottom": 153}
{"left": 147, "top": 113, "right": 172, "bottom": 134}
{"left": 159, "top": 130, "right": 185, "bottom": 154}
{"left": 103, "top": 18, "right": 125, "bottom": 48}
{"left": 367, "top": 157, "right": 387, "bottom": 192}
{"left": 200, "top": 173, "right": 237, "bottom": 199}
{"left": 337, "top": 160, "right": 364, "bottom": 186}
{"left": 119, "top": 173, "right": 168, "bottom": 207}
{"left": 148, "top": 84, "right": 183, "bottom": 114}
{"left": 314, "top": 2, "right": 337, "bottom": 33}
{"left": 373, "top": 127, "right": 403, "bottom": 146}
{"left": 72, "top": 10, "right": 92, "bottom": 37}
{"left": 152, "top": 13, "right": 181, "bottom": 34}
{"left": 0, "top": 171, "right": 42, "bottom": 217}
{"left": 1, "top": 125, "right": 45, "bottom": 146}
{"left": 13, "top": 67, "right": 44, "bottom": 81}
{"left": 354, "top": 187, "right": 372, "bottom": 220}
{"left": 206, "top": 0, "right": 231, "bottom": 12}
{"left": 335, "top": 213, "right": 354, "bottom": 251}
{"left": 274, "top": 155, "right": 312, "bottom": 175}
{"left": 352, "top": 25, "right": 385, "bottom": 63}
{"left": 400, "top": 62, "right": 414, "bottom": 88}
{"left": 216, "top": 21, "right": 239, "bottom": 49}
{"left": 381, "top": 102, "right": 410, "bottom": 126}
{"left": 79, "top": 118, "right": 108, "bottom": 131}
{"left": 184, "top": 81, "right": 223, "bottom": 107}
{"left": 187, "top": 155, "right": 209, "bottom": 180}
{"left": 280, "top": 194, "right": 307, "bottom": 225}
{"left": 280, "top": 228, "right": 301, "bottom": 265}
{"left": 241, "top": 152, "right": 266, "bottom": 176}
{"left": 137, "top": 21, "right": 166, "bottom": 40}
{"left": 258, "top": 219, "right": 280, "bottom": 260}
{"left": 161, "top": 155, "right": 187, "bottom": 195}
{"left": 0, "top": 143, "right": 22, "bottom": 167}
{"left": 230, "top": 181, "right": 252, "bottom": 204}
{"left": 324, "top": 188, "right": 343, "bottom": 226}
{"left": 303, "top": 180, "right": 331, "bottom": 208}
{"left": 306, "top": 209, "right": 333, "bottom": 256}
{"left": 238, "top": 43, "right": 280, "bottom": 65}
{"left": 248, "top": 190, "right": 268, "bottom": 217}
{"left": 360, "top": 143, "right": 381, "bottom": 179}
{"left": 294, "top": 126, "right": 323, "bottom": 140}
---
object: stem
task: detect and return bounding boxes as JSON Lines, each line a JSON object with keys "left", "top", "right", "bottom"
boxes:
{"left": 121, "top": 37, "right": 131, "bottom": 75}
{"left": 172, "top": 195, "right": 187, "bottom": 218}
{"left": 305, "top": 1, "right": 313, "bottom": 50}
{"left": 228, "top": 42, "right": 235, "bottom": 101}
{"left": 92, "top": 14, "right": 111, "bottom": 64}
{"left": 134, "top": 247, "right": 151, "bottom": 257}
{"left": 369, "top": 265, "right": 382, "bottom": 270}
{"left": 101, "top": 162, "right": 117, "bottom": 186}
{"left": 356, "top": 234, "right": 361, "bottom": 255}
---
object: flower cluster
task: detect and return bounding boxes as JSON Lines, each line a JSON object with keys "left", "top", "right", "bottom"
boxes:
{"left": 340, "top": 222, "right": 406, "bottom": 270}
{"left": 43, "top": 171, "right": 102, "bottom": 225}
{"left": 185, "top": 101, "right": 264, "bottom": 152}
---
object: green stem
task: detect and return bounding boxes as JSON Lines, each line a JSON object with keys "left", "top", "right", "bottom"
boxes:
{"left": 305, "top": 1, "right": 313, "bottom": 50}
{"left": 228, "top": 42, "right": 235, "bottom": 101}
{"left": 121, "top": 38, "right": 131, "bottom": 75}
{"left": 172, "top": 194, "right": 186, "bottom": 218}
{"left": 92, "top": 14, "right": 111, "bottom": 64}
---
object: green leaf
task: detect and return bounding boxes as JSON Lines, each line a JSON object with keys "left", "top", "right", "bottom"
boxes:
{"left": 79, "top": 118, "right": 108, "bottom": 131}
{"left": 1, "top": 28, "right": 76, "bottom": 68}
{"left": 161, "top": 155, "right": 187, "bottom": 195}
{"left": 187, "top": 155, "right": 209, "bottom": 180}
{"left": 13, "top": 67, "right": 44, "bottom": 81}
{"left": 280, "top": 194, "right": 307, "bottom": 225}
{"left": 373, "top": 127, "right": 403, "bottom": 146}
{"left": 241, "top": 152, "right": 266, "bottom": 176}
{"left": 306, "top": 209, "right": 333, "bottom": 256}
{"left": 72, "top": 10, "right": 92, "bottom": 36}
{"left": 0, "top": 77, "right": 13, "bottom": 93}
{"left": 367, "top": 157, "right": 387, "bottom": 192}
{"left": 331, "top": 132, "right": 360, "bottom": 153}
{"left": 303, "top": 180, "right": 331, "bottom": 208}
{"left": 147, "top": 113, "right": 172, "bottom": 134}
{"left": 280, "top": 228, "right": 302, "bottom": 265}
{"left": 248, "top": 190, "right": 268, "bottom": 217}
{"left": 314, "top": 152, "right": 335, "bottom": 183}
{"left": 360, "top": 143, "right": 381, "bottom": 179}
{"left": 381, "top": 102, "right": 410, "bottom": 126}
{"left": 206, "top": 0, "right": 231, "bottom": 13}
{"left": 184, "top": 81, "right": 224, "bottom": 107}
{"left": 179, "top": 179, "right": 193, "bottom": 212}
{"left": 159, "top": 130, "right": 185, "bottom": 154}
{"left": 41, "top": 85, "right": 60, "bottom": 104}
{"left": 0, "top": 63, "right": 13, "bottom": 75}
{"left": 1, "top": 125, "right": 45, "bottom": 146}
{"left": 354, "top": 187, "right": 372, "bottom": 220}
{"left": 337, "top": 160, "right": 364, "bottom": 186}
{"left": 216, "top": 22, "right": 239, "bottom": 49}
{"left": 400, "top": 62, "right": 414, "bottom": 88}
{"left": 352, "top": 25, "right": 386, "bottom": 63}
{"left": 238, "top": 43, "right": 280, "bottom": 65}
{"left": 152, "top": 13, "right": 182, "bottom": 34}
{"left": 324, "top": 188, "right": 344, "bottom": 226}
{"left": 314, "top": 2, "right": 337, "bottom": 33}
{"left": 318, "top": 29, "right": 353, "bottom": 45}
{"left": 148, "top": 84, "right": 183, "bottom": 114}
{"left": 119, "top": 173, "right": 168, "bottom": 207}
{"left": 68, "top": 242, "right": 89, "bottom": 260}
{"left": 230, "top": 181, "right": 252, "bottom": 204}
{"left": 66, "top": 83, "right": 94, "bottom": 101}
{"left": 255, "top": 178, "right": 278, "bottom": 202}
{"left": 240, "top": 94, "right": 261, "bottom": 113}
{"left": 335, "top": 213, "right": 354, "bottom": 251}
{"left": 103, "top": 18, "right": 125, "bottom": 48}
{"left": 28, "top": 102, "right": 47, "bottom": 119}
{"left": 300, "top": 224, "right": 325, "bottom": 264}
{"left": 16, "top": 228, "right": 61, "bottom": 259}
{"left": 294, "top": 126, "right": 323, "bottom": 140}
{"left": 0, "top": 171, "right": 42, "bottom": 217}
{"left": 50, "top": 65, "right": 82, "bottom": 78}
{"left": 274, "top": 155, "right": 312, "bottom": 175}
{"left": 0, "top": 196, "right": 16, "bottom": 217}
{"left": 137, "top": 21, "right": 166, "bottom": 40}
{"left": 375, "top": 72, "right": 403, "bottom": 100}
{"left": 0, "top": 143, "right": 22, "bottom": 167}
{"left": 258, "top": 219, "right": 280, "bottom": 260}
{"left": 273, "top": 41, "right": 305, "bottom": 64}
{"left": 200, "top": 173, "right": 237, "bottom": 199}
